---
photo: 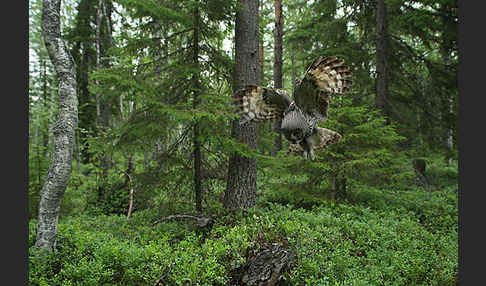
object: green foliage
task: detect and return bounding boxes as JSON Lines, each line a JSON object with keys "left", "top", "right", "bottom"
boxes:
{"left": 29, "top": 0, "right": 458, "bottom": 284}
{"left": 29, "top": 183, "right": 457, "bottom": 285}
{"left": 262, "top": 96, "right": 406, "bottom": 200}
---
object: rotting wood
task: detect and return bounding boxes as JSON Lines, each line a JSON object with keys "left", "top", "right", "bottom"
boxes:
{"left": 231, "top": 243, "right": 297, "bottom": 286}
{"left": 149, "top": 215, "right": 214, "bottom": 228}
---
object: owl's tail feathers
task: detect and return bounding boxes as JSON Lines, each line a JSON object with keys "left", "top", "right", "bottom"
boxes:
{"left": 231, "top": 85, "right": 283, "bottom": 125}
{"left": 287, "top": 127, "right": 342, "bottom": 157}
{"left": 308, "top": 56, "right": 353, "bottom": 95}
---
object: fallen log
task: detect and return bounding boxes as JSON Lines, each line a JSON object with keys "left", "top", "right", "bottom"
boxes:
{"left": 149, "top": 214, "right": 214, "bottom": 228}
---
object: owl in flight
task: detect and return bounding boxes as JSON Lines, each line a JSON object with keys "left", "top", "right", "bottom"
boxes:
{"left": 231, "top": 56, "right": 352, "bottom": 160}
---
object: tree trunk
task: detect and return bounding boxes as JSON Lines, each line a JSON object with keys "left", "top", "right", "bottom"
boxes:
{"left": 332, "top": 172, "right": 347, "bottom": 199}
{"left": 48, "top": 86, "right": 55, "bottom": 159}
{"left": 42, "top": 60, "right": 49, "bottom": 154}
{"left": 224, "top": 0, "right": 260, "bottom": 210}
{"left": 272, "top": 0, "right": 283, "bottom": 156}
{"left": 71, "top": 0, "right": 96, "bottom": 165}
{"left": 78, "top": 41, "right": 93, "bottom": 164}
{"left": 35, "top": 106, "right": 42, "bottom": 187}
{"left": 291, "top": 52, "right": 296, "bottom": 95}
{"left": 35, "top": 0, "right": 78, "bottom": 253}
{"left": 375, "top": 0, "right": 389, "bottom": 124}
{"left": 75, "top": 129, "right": 81, "bottom": 174}
{"left": 193, "top": 2, "right": 203, "bottom": 214}
{"left": 440, "top": 4, "right": 455, "bottom": 166}
{"left": 95, "top": 0, "right": 102, "bottom": 126}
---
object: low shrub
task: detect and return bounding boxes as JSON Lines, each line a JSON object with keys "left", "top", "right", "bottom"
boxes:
{"left": 29, "top": 190, "right": 457, "bottom": 285}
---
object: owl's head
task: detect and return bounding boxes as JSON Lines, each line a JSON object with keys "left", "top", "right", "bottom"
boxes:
{"left": 283, "top": 128, "right": 305, "bottom": 144}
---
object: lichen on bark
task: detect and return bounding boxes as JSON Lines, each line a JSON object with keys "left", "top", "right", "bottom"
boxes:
{"left": 35, "top": 0, "right": 78, "bottom": 253}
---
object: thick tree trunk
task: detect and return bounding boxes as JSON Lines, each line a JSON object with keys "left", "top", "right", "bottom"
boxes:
{"left": 375, "top": 0, "right": 389, "bottom": 124}
{"left": 192, "top": 2, "right": 203, "bottom": 213}
{"left": 224, "top": 0, "right": 260, "bottom": 210}
{"left": 35, "top": 0, "right": 78, "bottom": 253}
{"left": 272, "top": 0, "right": 283, "bottom": 156}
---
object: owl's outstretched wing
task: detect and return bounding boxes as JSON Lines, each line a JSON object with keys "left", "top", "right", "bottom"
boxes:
{"left": 286, "top": 127, "right": 342, "bottom": 156}
{"left": 231, "top": 85, "right": 292, "bottom": 125}
{"left": 293, "top": 56, "right": 352, "bottom": 122}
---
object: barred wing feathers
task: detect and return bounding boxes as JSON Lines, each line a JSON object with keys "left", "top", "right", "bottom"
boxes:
{"left": 294, "top": 56, "right": 352, "bottom": 122}
{"left": 231, "top": 85, "right": 292, "bottom": 125}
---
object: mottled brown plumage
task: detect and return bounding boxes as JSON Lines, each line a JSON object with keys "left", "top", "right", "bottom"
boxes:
{"left": 286, "top": 127, "right": 342, "bottom": 156}
{"left": 231, "top": 56, "right": 352, "bottom": 160}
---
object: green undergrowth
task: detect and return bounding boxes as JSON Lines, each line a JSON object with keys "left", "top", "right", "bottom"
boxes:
{"left": 29, "top": 185, "right": 457, "bottom": 286}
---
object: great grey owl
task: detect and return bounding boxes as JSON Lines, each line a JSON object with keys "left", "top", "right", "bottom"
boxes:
{"left": 231, "top": 56, "right": 352, "bottom": 160}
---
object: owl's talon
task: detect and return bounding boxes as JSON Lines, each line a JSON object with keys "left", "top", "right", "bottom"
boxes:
{"left": 309, "top": 149, "right": 315, "bottom": 161}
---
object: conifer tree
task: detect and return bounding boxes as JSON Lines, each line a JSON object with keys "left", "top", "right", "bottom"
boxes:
{"left": 224, "top": 0, "right": 260, "bottom": 210}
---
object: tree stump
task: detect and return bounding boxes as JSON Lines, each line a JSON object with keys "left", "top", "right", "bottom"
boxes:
{"left": 413, "top": 158, "right": 426, "bottom": 177}
{"left": 413, "top": 158, "right": 430, "bottom": 189}
{"left": 232, "top": 243, "right": 296, "bottom": 286}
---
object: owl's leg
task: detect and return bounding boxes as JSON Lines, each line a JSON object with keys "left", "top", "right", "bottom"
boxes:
{"left": 309, "top": 147, "right": 315, "bottom": 161}
{"left": 303, "top": 149, "right": 308, "bottom": 160}
{"left": 301, "top": 130, "right": 319, "bottom": 161}
{"left": 300, "top": 138, "right": 316, "bottom": 161}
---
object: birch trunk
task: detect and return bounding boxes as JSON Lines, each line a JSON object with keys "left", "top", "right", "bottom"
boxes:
{"left": 48, "top": 86, "right": 55, "bottom": 159}
{"left": 35, "top": 0, "right": 78, "bottom": 253}
{"left": 224, "top": 0, "right": 260, "bottom": 210}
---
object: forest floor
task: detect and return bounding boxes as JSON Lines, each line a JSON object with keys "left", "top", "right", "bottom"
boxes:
{"left": 29, "top": 174, "right": 458, "bottom": 285}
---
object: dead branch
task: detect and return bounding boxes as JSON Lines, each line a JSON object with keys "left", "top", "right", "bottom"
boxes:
{"left": 113, "top": 157, "right": 135, "bottom": 220}
{"left": 149, "top": 214, "right": 214, "bottom": 228}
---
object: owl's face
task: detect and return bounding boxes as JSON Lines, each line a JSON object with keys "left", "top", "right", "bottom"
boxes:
{"left": 283, "top": 128, "right": 305, "bottom": 144}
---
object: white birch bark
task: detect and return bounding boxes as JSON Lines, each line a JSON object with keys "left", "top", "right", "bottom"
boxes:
{"left": 48, "top": 86, "right": 55, "bottom": 159}
{"left": 35, "top": 0, "right": 78, "bottom": 252}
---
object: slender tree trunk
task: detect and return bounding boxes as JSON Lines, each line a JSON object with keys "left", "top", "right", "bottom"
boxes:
{"left": 75, "top": 129, "right": 81, "bottom": 174}
{"left": 441, "top": 5, "right": 455, "bottom": 166}
{"left": 78, "top": 41, "right": 93, "bottom": 164}
{"left": 35, "top": 108, "right": 41, "bottom": 187}
{"left": 272, "top": 0, "right": 283, "bottom": 156}
{"left": 273, "top": 0, "right": 283, "bottom": 90}
{"left": 95, "top": 0, "right": 111, "bottom": 201}
{"left": 291, "top": 53, "right": 296, "bottom": 95}
{"left": 192, "top": 2, "right": 203, "bottom": 213}
{"left": 35, "top": 0, "right": 78, "bottom": 253}
{"left": 224, "top": 0, "right": 260, "bottom": 210}
{"left": 95, "top": 0, "right": 114, "bottom": 186}
{"left": 95, "top": 0, "right": 102, "bottom": 125}
{"left": 375, "top": 0, "right": 389, "bottom": 124}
